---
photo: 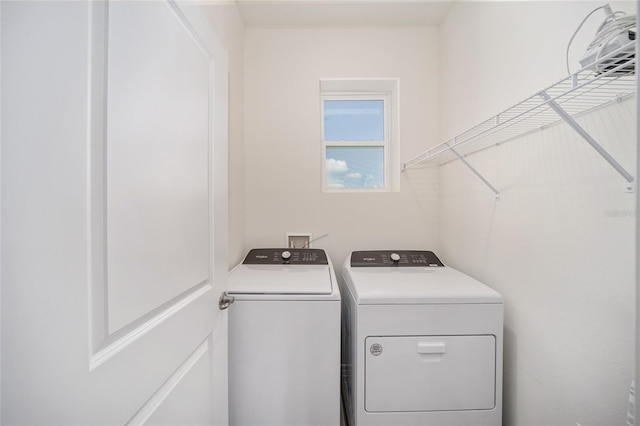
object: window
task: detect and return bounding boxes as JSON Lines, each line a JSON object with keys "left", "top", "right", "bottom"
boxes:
{"left": 320, "top": 79, "right": 399, "bottom": 192}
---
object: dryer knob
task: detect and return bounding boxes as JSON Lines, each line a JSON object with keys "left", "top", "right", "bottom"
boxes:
{"left": 281, "top": 250, "right": 292, "bottom": 260}
{"left": 390, "top": 252, "right": 401, "bottom": 263}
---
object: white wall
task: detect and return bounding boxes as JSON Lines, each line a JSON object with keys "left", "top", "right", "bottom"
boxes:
{"left": 637, "top": 3, "right": 640, "bottom": 420}
{"left": 438, "top": 1, "right": 636, "bottom": 425}
{"left": 243, "top": 26, "right": 440, "bottom": 271}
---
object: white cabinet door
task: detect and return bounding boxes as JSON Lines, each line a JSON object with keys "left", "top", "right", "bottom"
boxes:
{"left": 1, "top": 1, "right": 229, "bottom": 424}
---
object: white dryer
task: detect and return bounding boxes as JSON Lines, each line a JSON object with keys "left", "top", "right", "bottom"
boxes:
{"left": 228, "top": 248, "right": 341, "bottom": 426}
{"left": 341, "top": 250, "right": 503, "bottom": 426}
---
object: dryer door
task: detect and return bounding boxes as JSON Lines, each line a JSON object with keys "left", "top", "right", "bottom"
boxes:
{"left": 365, "top": 335, "right": 496, "bottom": 412}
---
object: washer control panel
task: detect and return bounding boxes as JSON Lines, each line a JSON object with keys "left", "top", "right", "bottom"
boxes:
{"left": 243, "top": 248, "right": 328, "bottom": 265}
{"left": 350, "top": 250, "right": 444, "bottom": 267}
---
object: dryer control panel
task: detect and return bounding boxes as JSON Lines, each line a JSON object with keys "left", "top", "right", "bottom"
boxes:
{"left": 243, "top": 248, "right": 329, "bottom": 265}
{"left": 351, "top": 250, "right": 444, "bottom": 267}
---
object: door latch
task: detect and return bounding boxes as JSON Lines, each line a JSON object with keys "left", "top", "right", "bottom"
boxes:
{"left": 218, "top": 291, "right": 235, "bottom": 310}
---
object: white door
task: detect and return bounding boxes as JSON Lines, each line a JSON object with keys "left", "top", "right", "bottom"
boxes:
{"left": 1, "top": 1, "right": 229, "bottom": 424}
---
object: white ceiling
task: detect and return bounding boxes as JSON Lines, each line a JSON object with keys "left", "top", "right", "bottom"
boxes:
{"left": 235, "top": 0, "right": 456, "bottom": 27}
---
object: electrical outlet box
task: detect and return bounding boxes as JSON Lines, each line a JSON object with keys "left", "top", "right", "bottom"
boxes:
{"left": 286, "top": 233, "right": 312, "bottom": 249}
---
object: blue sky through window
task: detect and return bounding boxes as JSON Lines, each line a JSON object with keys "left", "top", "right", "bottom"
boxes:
{"left": 323, "top": 99, "right": 386, "bottom": 189}
{"left": 325, "top": 147, "right": 384, "bottom": 189}
{"left": 324, "top": 100, "right": 384, "bottom": 141}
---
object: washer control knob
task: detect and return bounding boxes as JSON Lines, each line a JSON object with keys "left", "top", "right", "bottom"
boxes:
{"left": 390, "top": 252, "right": 401, "bottom": 263}
{"left": 281, "top": 250, "right": 292, "bottom": 260}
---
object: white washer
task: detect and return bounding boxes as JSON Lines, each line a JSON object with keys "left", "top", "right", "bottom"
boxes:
{"left": 341, "top": 250, "right": 503, "bottom": 426}
{"left": 228, "top": 248, "right": 341, "bottom": 426}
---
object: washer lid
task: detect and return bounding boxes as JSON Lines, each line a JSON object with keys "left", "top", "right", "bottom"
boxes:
{"left": 229, "top": 264, "right": 333, "bottom": 295}
{"left": 346, "top": 266, "right": 502, "bottom": 304}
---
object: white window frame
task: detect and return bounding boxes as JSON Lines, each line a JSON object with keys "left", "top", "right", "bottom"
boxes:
{"left": 320, "top": 79, "right": 399, "bottom": 193}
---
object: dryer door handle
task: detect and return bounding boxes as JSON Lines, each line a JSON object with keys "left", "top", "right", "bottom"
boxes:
{"left": 416, "top": 342, "right": 446, "bottom": 354}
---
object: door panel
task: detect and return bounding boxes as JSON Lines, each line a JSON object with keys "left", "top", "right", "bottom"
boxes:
{"left": 132, "top": 338, "right": 213, "bottom": 425}
{"left": 105, "top": 0, "right": 210, "bottom": 333}
{"left": 1, "top": 1, "right": 228, "bottom": 424}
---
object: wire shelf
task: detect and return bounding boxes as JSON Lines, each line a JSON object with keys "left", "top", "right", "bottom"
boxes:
{"left": 402, "top": 41, "right": 636, "bottom": 174}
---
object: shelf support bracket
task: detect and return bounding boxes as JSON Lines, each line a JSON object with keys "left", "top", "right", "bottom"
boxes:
{"left": 539, "top": 91, "right": 635, "bottom": 192}
{"left": 449, "top": 147, "right": 501, "bottom": 200}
